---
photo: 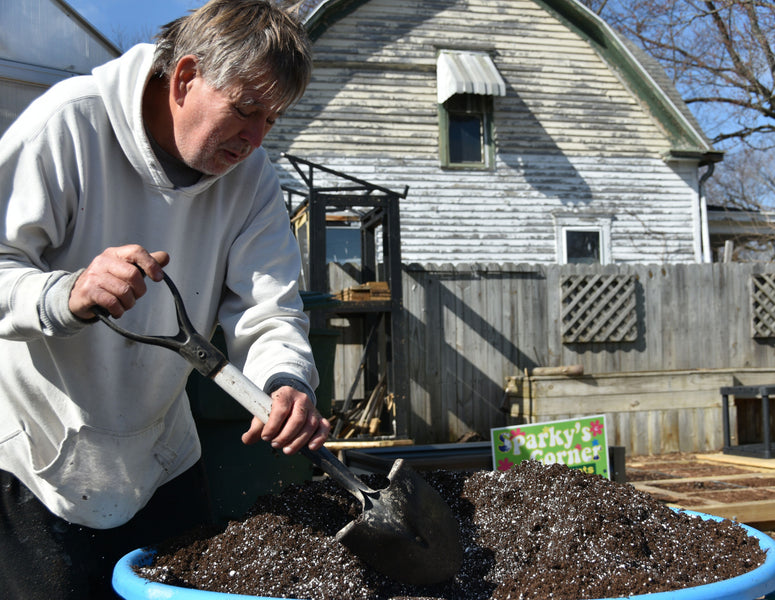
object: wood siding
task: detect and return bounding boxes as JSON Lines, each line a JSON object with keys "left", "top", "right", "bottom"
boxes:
{"left": 327, "top": 262, "right": 775, "bottom": 450}
{"left": 266, "top": 0, "right": 705, "bottom": 264}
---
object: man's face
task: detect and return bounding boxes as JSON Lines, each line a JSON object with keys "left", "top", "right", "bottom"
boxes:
{"left": 172, "top": 64, "right": 281, "bottom": 175}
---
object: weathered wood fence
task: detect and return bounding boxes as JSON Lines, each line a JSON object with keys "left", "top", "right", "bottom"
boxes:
{"left": 328, "top": 263, "right": 775, "bottom": 454}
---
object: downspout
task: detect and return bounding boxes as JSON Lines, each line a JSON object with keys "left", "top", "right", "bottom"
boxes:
{"left": 698, "top": 162, "right": 716, "bottom": 263}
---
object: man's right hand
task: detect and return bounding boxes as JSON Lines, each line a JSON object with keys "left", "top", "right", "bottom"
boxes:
{"left": 68, "top": 245, "right": 170, "bottom": 320}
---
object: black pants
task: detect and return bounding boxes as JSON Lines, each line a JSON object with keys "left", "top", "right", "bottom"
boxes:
{"left": 0, "top": 462, "right": 213, "bottom": 600}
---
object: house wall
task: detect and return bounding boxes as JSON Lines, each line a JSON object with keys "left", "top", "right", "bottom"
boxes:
{"left": 267, "top": 0, "right": 704, "bottom": 265}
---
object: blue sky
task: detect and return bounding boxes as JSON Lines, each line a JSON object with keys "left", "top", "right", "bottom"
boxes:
{"left": 66, "top": 0, "right": 205, "bottom": 49}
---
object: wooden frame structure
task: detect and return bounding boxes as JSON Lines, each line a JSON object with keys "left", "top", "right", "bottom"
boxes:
{"left": 282, "top": 153, "right": 410, "bottom": 439}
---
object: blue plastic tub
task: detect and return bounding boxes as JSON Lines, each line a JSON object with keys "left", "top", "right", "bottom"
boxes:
{"left": 113, "top": 510, "right": 775, "bottom": 600}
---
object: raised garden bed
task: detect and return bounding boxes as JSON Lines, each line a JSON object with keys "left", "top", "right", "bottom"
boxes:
{"left": 627, "top": 452, "right": 775, "bottom": 530}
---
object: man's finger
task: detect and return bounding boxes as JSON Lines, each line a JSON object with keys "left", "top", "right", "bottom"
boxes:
{"left": 242, "top": 416, "right": 265, "bottom": 445}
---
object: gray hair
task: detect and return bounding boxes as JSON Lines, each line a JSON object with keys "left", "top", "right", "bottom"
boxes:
{"left": 152, "top": 0, "right": 311, "bottom": 113}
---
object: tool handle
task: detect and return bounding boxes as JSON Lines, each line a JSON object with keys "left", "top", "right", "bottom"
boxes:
{"left": 95, "top": 273, "right": 376, "bottom": 506}
{"left": 94, "top": 272, "right": 227, "bottom": 378}
{"left": 210, "top": 364, "right": 375, "bottom": 504}
{"left": 300, "top": 445, "right": 376, "bottom": 504}
{"left": 210, "top": 363, "right": 273, "bottom": 423}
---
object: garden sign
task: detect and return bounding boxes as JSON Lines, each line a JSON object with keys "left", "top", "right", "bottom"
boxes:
{"left": 491, "top": 415, "right": 610, "bottom": 479}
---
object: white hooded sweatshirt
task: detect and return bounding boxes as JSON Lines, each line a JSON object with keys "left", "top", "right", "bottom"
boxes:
{"left": 0, "top": 44, "right": 318, "bottom": 528}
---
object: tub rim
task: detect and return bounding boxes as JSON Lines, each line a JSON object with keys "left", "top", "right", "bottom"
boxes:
{"left": 112, "top": 509, "right": 775, "bottom": 600}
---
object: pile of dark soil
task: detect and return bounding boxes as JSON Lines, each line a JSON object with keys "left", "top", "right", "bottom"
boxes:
{"left": 138, "top": 460, "right": 765, "bottom": 600}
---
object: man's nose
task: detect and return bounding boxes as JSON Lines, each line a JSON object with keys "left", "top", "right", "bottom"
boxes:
{"left": 241, "top": 121, "right": 268, "bottom": 149}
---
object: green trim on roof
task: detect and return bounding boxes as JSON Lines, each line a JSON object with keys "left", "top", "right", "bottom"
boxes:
{"left": 305, "top": 0, "right": 370, "bottom": 42}
{"left": 305, "top": 0, "right": 715, "bottom": 159}
{"left": 537, "top": 0, "right": 713, "bottom": 156}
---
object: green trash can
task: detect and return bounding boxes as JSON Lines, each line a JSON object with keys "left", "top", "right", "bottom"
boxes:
{"left": 186, "top": 328, "right": 311, "bottom": 525}
{"left": 187, "top": 309, "right": 340, "bottom": 524}
{"left": 308, "top": 327, "right": 339, "bottom": 419}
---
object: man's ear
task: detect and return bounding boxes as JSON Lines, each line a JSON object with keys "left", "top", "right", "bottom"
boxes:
{"left": 171, "top": 55, "right": 199, "bottom": 107}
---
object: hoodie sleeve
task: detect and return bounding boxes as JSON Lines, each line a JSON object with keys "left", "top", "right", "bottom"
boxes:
{"left": 216, "top": 157, "right": 319, "bottom": 397}
{"left": 0, "top": 87, "right": 91, "bottom": 340}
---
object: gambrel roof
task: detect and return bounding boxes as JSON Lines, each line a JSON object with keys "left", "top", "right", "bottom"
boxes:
{"left": 306, "top": 0, "right": 719, "bottom": 164}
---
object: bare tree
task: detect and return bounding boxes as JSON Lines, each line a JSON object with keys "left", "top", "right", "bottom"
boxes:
{"left": 576, "top": 0, "right": 775, "bottom": 225}
{"left": 706, "top": 146, "right": 775, "bottom": 211}
{"left": 580, "top": 0, "right": 775, "bottom": 150}
{"left": 289, "top": 0, "right": 322, "bottom": 18}
{"left": 110, "top": 24, "right": 159, "bottom": 50}
{"left": 578, "top": 0, "right": 611, "bottom": 15}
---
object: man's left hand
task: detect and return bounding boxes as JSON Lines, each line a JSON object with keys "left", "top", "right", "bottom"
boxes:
{"left": 241, "top": 386, "right": 331, "bottom": 454}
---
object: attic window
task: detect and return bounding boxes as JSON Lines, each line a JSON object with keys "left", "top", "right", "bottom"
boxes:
{"left": 437, "top": 51, "right": 505, "bottom": 170}
{"left": 443, "top": 94, "right": 491, "bottom": 165}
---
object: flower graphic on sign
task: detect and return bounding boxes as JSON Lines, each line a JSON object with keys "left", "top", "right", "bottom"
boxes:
{"left": 510, "top": 428, "right": 523, "bottom": 439}
{"left": 498, "top": 457, "right": 515, "bottom": 472}
{"left": 590, "top": 419, "right": 604, "bottom": 437}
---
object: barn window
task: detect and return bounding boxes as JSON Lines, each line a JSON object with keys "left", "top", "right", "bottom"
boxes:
{"left": 437, "top": 51, "right": 506, "bottom": 169}
{"left": 441, "top": 94, "right": 492, "bottom": 166}
{"left": 564, "top": 229, "right": 602, "bottom": 264}
{"left": 553, "top": 213, "right": 613, "bottom": 265}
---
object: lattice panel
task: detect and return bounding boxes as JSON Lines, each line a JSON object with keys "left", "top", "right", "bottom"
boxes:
{"left": 561, "top": 274, "right": 637, "bottom": 343}
{"left": 751, "top": 274, "right": 775, "bottom": 338}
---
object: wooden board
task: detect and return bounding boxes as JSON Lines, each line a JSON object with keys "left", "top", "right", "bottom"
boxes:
{"left": 334, "top": 281, "right": 390, "bottom": 302}
{"left": 507, "top": 370, "right": 739, "bottom": 455}
{"left": 325, "top": 438, "right": 414, "bottom": 452}
{"left": 695, "top": 452, "right": 775, "bottom": 471}
{"left": 507, "top": 369, "right": 735, "bottom": 415}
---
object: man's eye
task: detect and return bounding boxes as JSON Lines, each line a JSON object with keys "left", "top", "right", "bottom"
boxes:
{"left": 233, "top": 105, "right": 250, "bottom": 118}
{"left": 233, "top": 102, "right": 278, "bottom": 125}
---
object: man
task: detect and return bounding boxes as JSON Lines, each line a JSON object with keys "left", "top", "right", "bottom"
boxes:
{"left": 0, "top": 1, "right": 329, "bottom": 597}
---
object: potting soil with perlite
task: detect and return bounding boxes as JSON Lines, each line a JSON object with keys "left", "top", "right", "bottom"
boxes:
{"left": 138, "top": 460, "right": 765, "bottom": 600}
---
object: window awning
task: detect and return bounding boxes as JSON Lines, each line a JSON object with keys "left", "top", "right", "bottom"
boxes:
{"left": 436, "top": 50, "right": 507, "bottom": 104}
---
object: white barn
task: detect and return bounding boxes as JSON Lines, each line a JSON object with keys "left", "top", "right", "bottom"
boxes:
{"left": 264, "top": 0, "right": 722, "bottom": 266}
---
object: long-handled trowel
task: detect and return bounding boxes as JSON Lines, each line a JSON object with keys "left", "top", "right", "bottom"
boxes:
{"left": 96, "top": 272, "right": 463, "bottom": 585}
